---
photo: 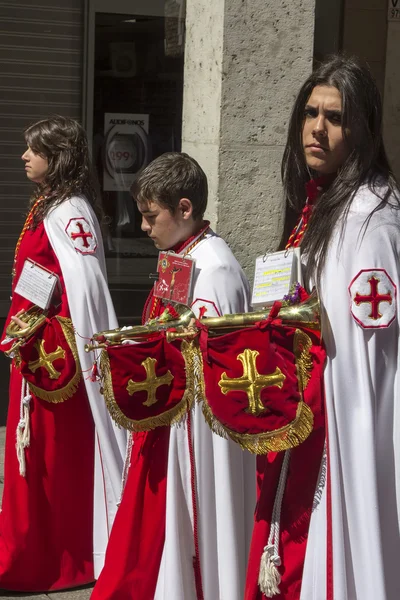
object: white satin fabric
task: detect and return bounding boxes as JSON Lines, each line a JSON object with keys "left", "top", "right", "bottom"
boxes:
{"left": 301, "top": 185, "right": 400, "bottom": 600}
{"left": 44, "top": 196, "right": 127, "bottom": 577}
{"left": 155, "top": 231, "right": 256, "bottom": 600}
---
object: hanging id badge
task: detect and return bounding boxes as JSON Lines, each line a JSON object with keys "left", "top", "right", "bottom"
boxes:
{"left": 153, "top": 251, "right": 195, "bottom": 306}
{"left": 14, "top": 259, "right": 61, "bottom": 310}
{"left": 251, "top": 247, "right": 302, "bottom": 308}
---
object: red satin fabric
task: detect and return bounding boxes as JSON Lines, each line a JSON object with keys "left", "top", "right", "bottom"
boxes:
{"left": 0, "top": 221, "right": 95, "bottom": 591}
{"left": 91, "top": 428, "right": 170, "bottom": 599}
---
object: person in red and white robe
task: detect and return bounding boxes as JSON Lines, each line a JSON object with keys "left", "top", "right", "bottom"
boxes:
{"left": 92, "top": 152, "right": 256, "bottom": 600}
{"left": 0, "top": 116, "right": 126, "bottom": 592}
{"left": 246, "top": 56, "right": 400, "bottom": 600}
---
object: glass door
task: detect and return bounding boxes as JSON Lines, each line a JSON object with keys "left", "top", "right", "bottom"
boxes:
{"left": 84, "top": 0, "right": 185, "bottom": 324}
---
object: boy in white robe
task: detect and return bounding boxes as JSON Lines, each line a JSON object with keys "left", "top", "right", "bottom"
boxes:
{"left": 92, "top": 152, "right": 255, "bottom": 600}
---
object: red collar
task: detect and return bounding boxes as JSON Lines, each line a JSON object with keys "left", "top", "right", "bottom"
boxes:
{"left": 305, "top": 173, "right": 335, "bottom": 205}
{"left": 169, "top": 220, "right": 210, "bottom": 255}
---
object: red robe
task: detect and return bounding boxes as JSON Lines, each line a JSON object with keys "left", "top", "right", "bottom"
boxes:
{"left": 245, "top": 180, "right": 327, "bottom": 599}
{"left": 0, "top": 220, "right": 95, "bottom": 591}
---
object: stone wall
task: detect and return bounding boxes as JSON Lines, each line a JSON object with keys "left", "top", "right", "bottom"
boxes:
{"left": 182, "top": 0, "right": 316, "bottom": 280}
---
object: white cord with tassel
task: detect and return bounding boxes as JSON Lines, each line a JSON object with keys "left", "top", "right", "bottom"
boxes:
{"left": 16, "top": 377, "right": 32, "bottom": 477}
{"left": 118, "top": 432, "right": 134, "bottom": 505}
{"left": 258, "top": 449, "right": 291, "bottom": 597}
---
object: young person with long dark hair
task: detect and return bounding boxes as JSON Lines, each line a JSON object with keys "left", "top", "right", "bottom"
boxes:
{"left": 246, "top": 56, "right": 400, "bottom": 599}
{"left": 0, "top": 116, "right": 127, "bottom": 592}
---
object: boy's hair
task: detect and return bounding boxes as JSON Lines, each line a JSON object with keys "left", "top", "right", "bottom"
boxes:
{"left": 131, "top": 152, "right": 208, "bottom": 220}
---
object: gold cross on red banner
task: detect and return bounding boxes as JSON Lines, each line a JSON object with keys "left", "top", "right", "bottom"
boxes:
{"left": 28, "top": 340, "right": 65, "bottom": 380}
{"left": 219, "top": 349, "right": 286, "bottom": 416}
{"left": 126, "top": 357, "right": 174, "bottom": 407}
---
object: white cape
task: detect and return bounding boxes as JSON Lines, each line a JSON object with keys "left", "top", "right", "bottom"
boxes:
{"left": 155, "top": 231, "right": 256, "bottom": 600}
{"left": 301, "top": 185, "right": 400, "bottom": 599}
{"left": 44, "top": 196, "right": 127, "bottom": 577}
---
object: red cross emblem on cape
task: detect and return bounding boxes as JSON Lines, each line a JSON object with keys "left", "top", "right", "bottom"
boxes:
{"left": 65, "top": 217, "right": 97, "bottom": 254}
{"left": 349, "top": 269, "right": 397, "bottom": 329}
{"left": 198, "top": 318, "right": 325, "bottom": 454}
{"left": 99, "top": 334, "right": 197, "bottom": 431}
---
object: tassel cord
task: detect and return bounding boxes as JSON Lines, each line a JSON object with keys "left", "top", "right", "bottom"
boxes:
{"left": 268, "top": 449, "right": 291, "bottom": 558}
{"left": 258, "top": 449, "right": 291, "bottom": 597}
{"left": 119, "top": 432, "right": 134, "bottom": 504}
{"left": 16, "top": 377, "right": 32, "bottom": 477}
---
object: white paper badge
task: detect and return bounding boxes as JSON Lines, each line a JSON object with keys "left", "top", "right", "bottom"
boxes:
{"left": 14, "top": 259, "right": 60, "bottom": 310}
{"left": 251, "top": 248, "right": 302, "bottom": 308}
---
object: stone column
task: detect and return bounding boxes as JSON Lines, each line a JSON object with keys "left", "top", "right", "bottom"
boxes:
{"left": 182, "top": 0, "right": 316, "bottom": 279}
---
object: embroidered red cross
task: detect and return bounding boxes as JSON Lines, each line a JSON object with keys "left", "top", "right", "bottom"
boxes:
{"left": 70, "top": 221, "right": 93, "bottom": 248}
{"left": 354, "top": 276, "right": 392, "bottom": 319}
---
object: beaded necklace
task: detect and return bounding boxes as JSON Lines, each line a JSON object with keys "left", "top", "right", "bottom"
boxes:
{"left": 143, "top": 220, "right": 210, "bottom": 323}
{"left": 12, "top": 197, "right": 43, "bottom": 280}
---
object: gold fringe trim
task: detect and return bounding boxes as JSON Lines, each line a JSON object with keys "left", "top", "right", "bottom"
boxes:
{"left": 200, "top": 398, "right": 313, "bottom": 454}
{"left": 27, "top": 317, "right": 82, "bottom": 404}
{"left": 293, "top": 329, "right": 313, "bottom": 392}
{"left": 100, "top": 339, "right": 198, "bottom": 432}
{"left": 196, "top": 335, "right": 314, "bottom": 454}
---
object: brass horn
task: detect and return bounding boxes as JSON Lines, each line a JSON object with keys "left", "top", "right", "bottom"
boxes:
{"left": 84, "top": 304, "right": 196, "bottom": 352}
{"left": 4, "top": 306, "right": 48, "bottom": 358}
{"left": 85, "top": 291, "right": 320, "bottom": 352}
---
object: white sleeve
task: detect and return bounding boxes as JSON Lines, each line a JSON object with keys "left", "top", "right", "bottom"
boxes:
{"left": 191, "top": 262, "right": 251, "bottom": 318}
{"left": 318, "top": 210, "right": 400, "bottom": 598}
{"left": 44, "top": 197, "right": 127, "bottom": 571}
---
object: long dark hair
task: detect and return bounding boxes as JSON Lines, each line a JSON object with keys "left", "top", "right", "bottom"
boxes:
{"left": 24, "top": 116, "right": 101, "bottom": 225}
{"left": 281, "top": 55, "right": 399, "bottom": 286}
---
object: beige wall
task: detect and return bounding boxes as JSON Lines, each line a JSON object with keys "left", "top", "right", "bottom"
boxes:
{"left": 182, "top": 0, "right": 316, "bottom": 280}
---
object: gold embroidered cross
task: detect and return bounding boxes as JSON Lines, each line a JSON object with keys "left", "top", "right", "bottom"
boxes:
{"left": 28, "top": 340, "right": 65, "bottom": 380}
{"left": 218, "top": 349, "right": 286, "bottom": 416}
{"left": 126, "top": 357, "right": 174, "bottom": 407}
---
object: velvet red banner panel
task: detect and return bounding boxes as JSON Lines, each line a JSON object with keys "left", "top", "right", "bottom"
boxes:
{"left": 199, "top": 321, "right": 325, "bottom": 454}
{"left": 100, "top": 334, "right": 198, "bottom": 431}
{"left": 19, "top": 316, "right": 81, "bottom": 403}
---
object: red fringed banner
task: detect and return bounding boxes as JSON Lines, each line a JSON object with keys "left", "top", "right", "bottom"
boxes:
{"left": 198, "top": 319, "right": 325, "bottom": 453}
{"left": 100, "top": 334, "right": 199, "bottom": 431}
{"left": 19, "top": 316, "right": 81, "bottom": 403}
